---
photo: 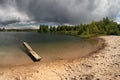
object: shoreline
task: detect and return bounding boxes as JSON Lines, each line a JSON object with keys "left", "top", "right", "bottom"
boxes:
{"left": 0, "top": 37, "right": 105, "bottom": 68}
{"left": 0, "top": 36, "right": 120, "bottom": 80}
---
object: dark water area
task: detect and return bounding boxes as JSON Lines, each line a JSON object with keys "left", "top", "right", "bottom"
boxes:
{"left": 0, "top": 32, "right": 102, "bottom": 67}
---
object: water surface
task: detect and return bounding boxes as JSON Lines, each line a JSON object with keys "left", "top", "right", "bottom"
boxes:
{"left": 0, "top": 32, "right": 102, "bottom": 67}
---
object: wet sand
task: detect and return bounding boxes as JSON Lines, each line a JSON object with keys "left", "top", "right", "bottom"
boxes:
{"left": 0, "top": 36, "right": 120, "bottom": 80}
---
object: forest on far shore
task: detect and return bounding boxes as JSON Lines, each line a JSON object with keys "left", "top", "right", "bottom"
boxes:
{"left": 38, "top": 17, "right": 120, "bottom": 37}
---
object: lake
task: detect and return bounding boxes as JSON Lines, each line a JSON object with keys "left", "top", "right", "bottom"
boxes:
{"left": 0, "top": 32, "right": 102, "bottom": 67}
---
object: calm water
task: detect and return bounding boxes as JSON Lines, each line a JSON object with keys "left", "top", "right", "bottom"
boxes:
{"left": 0, "top": 32, "right": 101, "bottom": 66}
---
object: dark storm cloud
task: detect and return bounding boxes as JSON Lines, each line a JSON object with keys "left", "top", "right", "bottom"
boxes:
{"left": 0, "top": 20, "right": 20, "bottom": 25}
{"left": 14, "top": 0, "right": 99, "bottom": 23}
{"left": 0, "top": 0, "right": 120, "bottom": 25}
{"left": 15, "top": 0, "right": 71, "bottom": 23}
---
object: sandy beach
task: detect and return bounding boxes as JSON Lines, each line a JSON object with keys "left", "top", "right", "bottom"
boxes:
{"left": 0, "top": 36, "right": 120, "bottom": 80}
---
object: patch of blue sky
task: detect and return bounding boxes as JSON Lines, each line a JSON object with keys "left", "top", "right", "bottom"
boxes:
{"left": 116, "top": 13, "right": 120, "bottom": 24}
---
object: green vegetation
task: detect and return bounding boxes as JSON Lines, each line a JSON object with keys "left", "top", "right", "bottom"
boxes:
{"left": 38, "top": 25, "right": 50, "bottom": 33}
{"left": 38, "top": 17, "right": 120, "bottom": 37}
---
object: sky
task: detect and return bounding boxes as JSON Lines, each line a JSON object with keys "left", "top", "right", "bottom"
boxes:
{"left": 0, "top": 0, "right": 120, "bottom": 28}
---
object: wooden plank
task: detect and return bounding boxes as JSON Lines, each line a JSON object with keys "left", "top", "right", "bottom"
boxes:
{"left": 23, "top": 42, "right": 33, "bottom": 51}
{"left": 23, "top": 42, "right": 42, "bottom": 61}
{"left": 29, "top": 50, "right": 41, "bottom": 60}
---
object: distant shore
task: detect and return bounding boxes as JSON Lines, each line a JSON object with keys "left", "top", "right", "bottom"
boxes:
{"left": 0, "top": 36, "right": 120, "bottom": 80}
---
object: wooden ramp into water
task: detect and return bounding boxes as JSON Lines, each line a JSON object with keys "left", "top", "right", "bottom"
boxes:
{"left": 23, "top": 42, "right": 41, "bottom": 61}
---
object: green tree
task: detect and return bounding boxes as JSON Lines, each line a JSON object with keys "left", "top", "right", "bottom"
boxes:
{"left": 87, "top": 21, "right": 99, "bottom": 34}
{"left": 38, "top": 25, "right": 50, "bottom": 33}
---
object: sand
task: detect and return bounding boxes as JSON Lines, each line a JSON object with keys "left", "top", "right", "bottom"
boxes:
{"left": 0, "top": 36, "right": 120, "bottom": 80}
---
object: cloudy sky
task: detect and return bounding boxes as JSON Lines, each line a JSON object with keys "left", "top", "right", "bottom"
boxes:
{"left": 0, "top": 0, "right": 120, "bottom": 28}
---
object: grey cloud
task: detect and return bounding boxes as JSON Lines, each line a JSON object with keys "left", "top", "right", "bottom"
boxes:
{"left": 0, "top": 0, "right": 120, "bottom": 25}
{"left": 0, "top": 20, "right": 20, "bottom": 25}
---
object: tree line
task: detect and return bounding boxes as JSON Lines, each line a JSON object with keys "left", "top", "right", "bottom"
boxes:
{"left": 38, "top": 17, "right": 120, "bottom": 36}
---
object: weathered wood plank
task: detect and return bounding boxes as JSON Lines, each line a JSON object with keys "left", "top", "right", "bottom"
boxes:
{"left": 23, "top": 42, "right": 41, "bottom": 61}
{"left": 23, "top": 42, "right": 33, "bottom": 51}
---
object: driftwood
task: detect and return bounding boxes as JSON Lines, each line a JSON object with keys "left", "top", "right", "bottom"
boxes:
{"left": 23, "top": 42, "right": 41, "bottom": 61}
